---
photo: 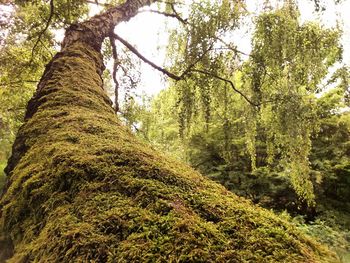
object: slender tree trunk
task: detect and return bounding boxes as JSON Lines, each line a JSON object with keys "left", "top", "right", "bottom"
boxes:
{"left": 0, "top": 1, "right": 338, "bottom": 262}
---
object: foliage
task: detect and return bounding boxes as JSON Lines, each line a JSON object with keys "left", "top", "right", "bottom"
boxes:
{"left": 0, "top": 0, "right": 349, "bottom": 261}
{"left": 292, "top": 216, "right": 350, "bottom": 262}
{"left": 157, "top": 1, "right": 346, "bottom": 205}
{"left": 0, "top": 41, "right": 337, "bottom": 262}
{"left": 242, "top": 3, "right": 343, "bottom": 204}
{"left": 0, "top": 0, "right": 89, "bottom": 166}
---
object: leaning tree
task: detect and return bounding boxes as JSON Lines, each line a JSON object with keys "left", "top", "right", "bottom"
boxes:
{"left": 0, "top": 0, "right": 340, "bottom": 262}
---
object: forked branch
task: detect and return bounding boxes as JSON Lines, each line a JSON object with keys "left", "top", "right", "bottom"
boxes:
{"left": 111, "top": 33, "right": 257, "bottom": 106}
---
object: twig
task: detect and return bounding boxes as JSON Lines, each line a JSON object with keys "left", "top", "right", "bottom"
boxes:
{"left": 216, "top": 37, "right": 250, "bottom": 57}
{"left": 169, "top": 3, "right": 186, "bottom": 24}
{"left": 138, "top": 9, "right": 187, "bottom": 24}
{"left": 119, "top": 64, "right": 139, "bottom": 88}
{"left": 30, "top": 0, "right": 55, "bottom": 63}
{"left": 109, "top": 36, "right": 120, "bottom": 112}
{"left": 154, "top": 0, "right": 184, "bottom": 5}
{"left": 86, "top": 0, "right": 111, "bottom": 7}
{"left": 191, "top": 69, "right": 258, "bottom": 107}
{"left": 178, "top": 44, "right": 213, "bottom": 78}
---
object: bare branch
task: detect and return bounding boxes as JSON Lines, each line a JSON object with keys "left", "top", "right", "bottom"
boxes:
{"left": 169, "top": 3, "right": 186, "bottom": 24}
{"left": 111, "top": 32, "right": 182, "bottom": 80}
{"left": 138, "top": 9, "right": 187, "bottom": 24}
{"left": 110, "top": 34, "right": 256, "bottom": 106}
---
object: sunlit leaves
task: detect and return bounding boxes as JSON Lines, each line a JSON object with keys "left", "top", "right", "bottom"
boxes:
{"left": 161, "top": 0, "right": 348, "bottom": 205}
{"left": 242, "top": 1, "right": 344, "bottom": 204}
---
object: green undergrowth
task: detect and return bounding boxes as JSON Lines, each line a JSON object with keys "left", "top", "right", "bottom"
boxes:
{"left": 0, "top": 41, "right": 339, "bottom": 262}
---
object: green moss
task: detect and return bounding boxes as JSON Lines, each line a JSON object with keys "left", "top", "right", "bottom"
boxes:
{"left": 0, "top": 41, "right": 339, "bottom": 262}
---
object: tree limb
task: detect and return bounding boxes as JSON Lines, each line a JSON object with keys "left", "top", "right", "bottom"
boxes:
{"left": 111, "top": 32, "right": 182, "bottom": 80}
{"left": 111, "top": 33, "right": 256, "bottom": 106}
{"left": 169, "top": 3, "right": 186, "bottom": 24}
{"left": 138, "top": 9, "right": 187, "bottom": 24}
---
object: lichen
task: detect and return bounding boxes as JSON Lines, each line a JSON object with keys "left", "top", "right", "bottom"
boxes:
{"left": 0, "top": 41, "right": 338, "bottom": 262}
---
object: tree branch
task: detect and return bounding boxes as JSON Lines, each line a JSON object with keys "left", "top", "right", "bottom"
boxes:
{"left": 216, "top": 37, "right": 250, "bottom": 57}
{"left": 111, "top": 32, "right": 182, "bottom": 80}
{"left": 109, "top": 36, "right": 120, "bottom": 112}
{"left": 30, "top": 0, "right": 54, "bottom": 62}
{"left": 190, "top": 69, "right": 258, "bottom": 107}
{"left": 111, "top": 33, "right": 256, "bottom": 106}
{"left": 85, "top": 0, "right": 110, "bottom": 7}
{"left": 178, "top": 45, "right": 213, "bottom": 78}
{"left": 138, "top": 9, "right": 187, "bottom": 24}
{"left": 169, "top": 3, "right": 186, "bottom": 24}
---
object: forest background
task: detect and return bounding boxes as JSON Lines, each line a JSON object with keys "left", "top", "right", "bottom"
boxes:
{"left": 0, "top": 0, "right": 349, "bottom": 261}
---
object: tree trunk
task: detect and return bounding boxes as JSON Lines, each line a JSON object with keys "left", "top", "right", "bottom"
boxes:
{"left": 0, "top": 1, "right": 338, "bottom": 262}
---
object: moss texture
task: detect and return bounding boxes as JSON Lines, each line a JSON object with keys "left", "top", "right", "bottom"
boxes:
{"left": 0, "top": 41, "right": 338, "bottom": 262}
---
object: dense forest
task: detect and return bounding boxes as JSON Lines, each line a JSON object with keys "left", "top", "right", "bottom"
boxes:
{"left": 0, "top": 0, "right": 349, "bottom": 262}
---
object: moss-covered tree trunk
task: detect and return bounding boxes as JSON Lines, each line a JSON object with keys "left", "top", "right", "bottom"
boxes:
{"left": 0, "top": 1, "right": 339, "bottom": 262}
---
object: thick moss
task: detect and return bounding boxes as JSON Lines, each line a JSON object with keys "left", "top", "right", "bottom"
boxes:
{"left": 0, "top": 41, "right": 338, "bottom": 262}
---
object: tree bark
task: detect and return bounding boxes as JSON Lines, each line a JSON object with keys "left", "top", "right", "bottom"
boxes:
{"left": 0, "top": 1, "right": 338, "bottom": 262}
